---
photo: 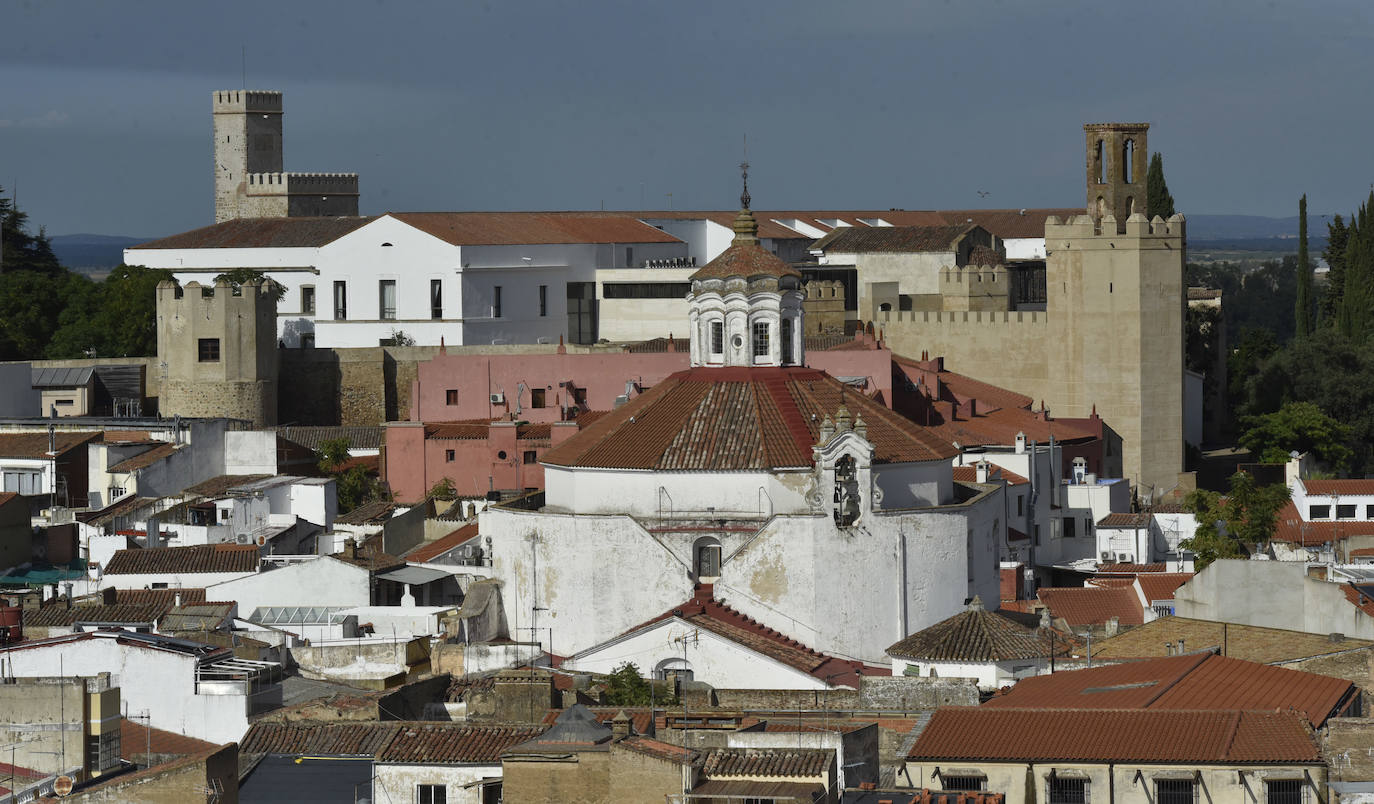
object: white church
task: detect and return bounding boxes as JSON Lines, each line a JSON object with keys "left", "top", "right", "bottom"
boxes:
{"left": 479, "top": 182, "right": 1007, "bottom": 682}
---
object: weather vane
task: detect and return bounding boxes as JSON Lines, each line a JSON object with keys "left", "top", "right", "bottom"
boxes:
{"left": 740, "top": 133, "right": 751, "bottom": 210}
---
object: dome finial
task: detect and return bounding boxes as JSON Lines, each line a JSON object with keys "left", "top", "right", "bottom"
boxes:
{"left": 740, "top": 133, "right": 751, "bottom": 210}
{"left": 731, "top": 149, "right": 759, "bottom": 245}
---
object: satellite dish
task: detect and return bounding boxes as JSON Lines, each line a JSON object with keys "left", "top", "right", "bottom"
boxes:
{"left": 255, "top": 534, "right": 268, "bottom": 547}
{"left": 54, "top": 775, "right": 74, "bottom": 796}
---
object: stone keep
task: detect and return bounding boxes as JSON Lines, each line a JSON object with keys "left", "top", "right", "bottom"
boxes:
{"left": 212, "top": 89, "right": 359, "bottom": 223}
{"left": 156, "top": 279, "right": 279, "bottom": 427}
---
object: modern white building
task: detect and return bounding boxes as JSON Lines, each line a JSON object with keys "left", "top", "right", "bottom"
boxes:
{"left": 479, "top": 198, "right": 1005, "bottom": 666}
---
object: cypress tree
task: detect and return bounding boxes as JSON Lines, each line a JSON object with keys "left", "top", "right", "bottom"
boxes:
{"left": 1321, "top": 214, "right": 1349, "bottom": 325}
{"left": 1295, "top": 194, "right": 1313, "bottom": 337}
{"left": 1146, "top": 153, "right": 1175, "bottom": 220}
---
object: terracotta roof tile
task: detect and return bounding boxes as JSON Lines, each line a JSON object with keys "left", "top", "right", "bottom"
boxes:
{"left": 1135, "top": 573, "right": 1194, "bottom": 603}
{"left": 0, "top": 431, "right": 99, "bottom": 459}
{"left": 335, "top": 500, "right": 398, "bottom": 525}
{"left": 378, "top": 724, "right": 545, "bottom": 764}
{"left": 111, "top": 588, "right": 207, "bottom": 608}
{"left": 689, "top": 242, "right": 800, "bottom": 280}
{"left": 240, "top": 722, "right": 403, "bottom": 756}
{"left": 1096, "top": 563, "right": 1166, "bottom": 574}
{"left": 701, "top": 747, "right": 833, "bottom": 778}
{"left": 1301, "top": 478, "right": 1374, "bottom": 495}
{"left": 951, "top": 465, "right": 1029, "bottom": 486}
{"left": 329, "top": 545, "right": 406, "bottom": 572}
{"left": 104, "top": 544, "right": 259, "bottom": 575}
{"left": 909, "top": 708, "right": 1320, "bottom": 764}
{"left": 886, "top": 601, "right": 1072, "bottom": 662}
{"left": 1273, "top": 501, "right": 1374, "bottom": 546}
{"left": 542, "top": 366, "right": 955, "bottom": 471}
{"left": 983, "top": 653, "right": 1356, "bottom": 727}
{"left": 23, "top": 602, "right": 164, "bottom": 627}
{"left": 406, "top": 522, "right": 479, "bottom": 563}
{"left": 392, "top": 212, "right": 680, "bottom": 246}
{"left": 811, "top": 224, "right": 975, "bottom": 254}
{"left": 106, "top": 443, "right": 177, "bottom": 473}
{"left": 182, "top": 474, "right": 274, "bottom": 498}
{"left": 539, "top": 707, "right": 656, "bottom": 736}
{"left": 1035, "top": 586, "right": 1144, "bottom": 627}
{"left": 1091, "top": 616, "right": 1373, "bottom": 664}
{"left": 134, "top": 216, "right": 374, "bottom": 249}
{"left": 120, "top": 717, "right": 217, "bottom": 757}
{"left": 617, "top": 735, "right": 699, "bottom": 764}
{"left": 1098, "top": 512, "right": 1152, "bottom": 528}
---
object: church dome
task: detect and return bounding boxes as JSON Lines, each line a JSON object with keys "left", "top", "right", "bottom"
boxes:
{"left": 541, "top": 365, "right": 957, "bottom": 471}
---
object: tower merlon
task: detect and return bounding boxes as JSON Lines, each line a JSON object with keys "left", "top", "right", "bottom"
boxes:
{"left": 245, "top": 172, "right": 360, "bottom": 196}
{"left": 212, "top": 90, "right": 284, "bottom": 113}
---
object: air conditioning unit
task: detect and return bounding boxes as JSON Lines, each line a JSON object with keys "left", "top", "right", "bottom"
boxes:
{"left": 490, "top": 393, "right": 505, "bottom": 404}
{"left": 1100, "top": 551, "right": 1112, "bottom": 562}
{"left": 1117, "top": 553, "right": 1130, "bottom": 562}
{"left": 236, "top": 533, "right": 251, "bottom": 545}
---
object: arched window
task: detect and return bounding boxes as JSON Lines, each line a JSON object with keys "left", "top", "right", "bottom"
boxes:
{"left": 834, "top": 455, "right": 860, "bottom": 527}
{"left": 694, "top": 537, "right": 722, "bottom": 578}
{"left": 1126, "top": 196, "right": 1135, "bottom": 217}
{"left": 1122, "top": 139, "right": 1135, "bottom": 183}
{"left": 655, "top": 657, "right": 693, "bottom": 682}
{"left": 781, "top": 317, "right": 794, "bottom": 365}
{"left": 709, "top": 320, "right": 724, "bottom": 356}
{"left": 1096, "top": 140, "right": 1106, "bottom": 184}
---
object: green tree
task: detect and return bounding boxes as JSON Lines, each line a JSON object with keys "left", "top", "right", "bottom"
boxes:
{"left": 603, "top": 662, "right": 654, "bottom": 706}
{"left": 1146, "top": 153, "right": 1175, "bottom": 220}
{"left": 316, "top": 437, "right": 351, "bottom": 473}
{"left": 428, "top": 477, "right": 457, "bottom": 500}
{"left": 1239, "top": 401, "right": 1354, "bottom": 471}
{"left": 0, "top": 187, "right": 62, "bottom": 276}
{"left": 1320, "top": 214, "right": 1349, "bottom": 325}
{"left": 213, "top": 267, "right": 286, "bottom": 302}
{"left": 1295, "top": 195, "right": 1313, "bottom": 337}
{"left": 0, "top": 270, "right": 68, "bottom": 359}
{"left": 1182, "top": 471, "right": 1290, "bottom": 568}
{"left": 334, "top": 465, "right": 378, "bottom": 513}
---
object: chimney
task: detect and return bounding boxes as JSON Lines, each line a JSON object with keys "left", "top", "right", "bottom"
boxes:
{"left": 348, "top": 537, "right": 360, "bottom": 559}
{"left": 611, "top": 710, "right": 631, "bottom": 739}
{"left": 975, "top": 461, "right": 990, "bottom": 484}
{"left": 174, "top": 591, "right": 183, "bottom": 608}
{"left": 1015, "top": 432, "right": 1026, "bottom": 454}
{"left": 1176, "top": 639, "right": 1185, "bottom": 654}
{"left": 102, "top": 587, "right": 117, "bottom": 605}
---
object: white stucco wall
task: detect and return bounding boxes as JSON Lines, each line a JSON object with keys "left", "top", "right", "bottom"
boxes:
{"left": 224, "top": 431, "right": 279, "bottom": 475}
{"left": 102, "top": 569, "right": 256, "bottom": 591}
{"left": 543, "top": 466, "right": 811, "bottom": 518}
{"left": 374, "top": 763, "right": 501, "bottom": 804}
{"left": 890, "top": 657, "right": 1048, "bottom": 692}
{"left": 1173, "top": 559, "right": 1374, "bottom": 639}
{"left": 0, "top": 636, "right": 255, "bottom": 743}
{"left": 564, "top": 617, "right": 829, "bottom": 690}
{"left": 206, "top": 555, "right": 370, "bottom": 615}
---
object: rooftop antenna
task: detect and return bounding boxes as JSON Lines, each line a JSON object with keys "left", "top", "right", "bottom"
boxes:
{"left": 241, "top": 46, "right": 246, "bottom": 89}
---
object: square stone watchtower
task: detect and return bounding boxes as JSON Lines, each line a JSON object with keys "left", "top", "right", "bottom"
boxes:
{"left": 1085, "top": 123, "right": 1148, "bottom": 231}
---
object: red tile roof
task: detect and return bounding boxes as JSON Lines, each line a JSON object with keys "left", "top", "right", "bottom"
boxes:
{"left": 951, "top": 465, "right": 1028, "bottom": 486}
{"left": 240, "top": 722, "right": 404, "bottom": 756}
{"left": 406, "top": 522, "right": 479, "bottom": 563}
{"left": 620, "top": 587, "right": 880, "bottom": 688}
{"left": 23, "top": 602, "right": 164, "bottom": 627}
{"left": 393, "top": 212, "right": 681, "bottom": 246}
{"left": 425, "top": 420, "right": 554, "bottom": 441}
{"left": 134, "top": 216, "right": 374, "bottom": 249}
{"left": 1035, "top": 585, "right": 1144, "bottom": 627}
{"left": 810, "top": 224, "right": 975, "bottom": 254}
{"left": 542, "top": 366, "right": 956, "bottom": 471}
{"left": 1098, "top": 512, "right": 1152, "bottom": 528}
{"left": 0, "top": 431, "right": 99, "bottom": 459}
{"left": 377, "top": 724, "right": 545, "bottom": 764}
{"left": 983, "top": 653, "right": 1356, "bottom": 727}
{"left": 909, "top": 708, "right": 1320, "bottom": 764}
{"left": 701, "top": 747, "right": 833, "bottom": 778}
{"left": 1096, "top": 563, "right": 1166, "bottom": 574}
{"left": 539, "top": 707, "right": 656, "bottom": 736}
{"left": 617, "top": 735, "right": 699, "bottom": 764}
{"left": 1343, "top": 585, "right": 1374, "bottom": 618}
{"left": 106, "top": 443, "right": 177, "bottom": 473}
{"left": 1301, "top": 478, "right": 1374, "bottom": 495}
{"left": 104, "top": 544, "right": 259, "bottom": 575}
{"left": 1135, "top": 573, "right": 1194, "bottom": 603}
{"left": 1274, "top": 501, "right": 1374, "bottom": 546}
{"left": 111, "top": 588, "right": 207, "bottom": 608}
{"left": 689, "top": 241, "right": 801, "bottom": 280}
{"left": 120, "top": 717, "right": 217, "bottom": 757}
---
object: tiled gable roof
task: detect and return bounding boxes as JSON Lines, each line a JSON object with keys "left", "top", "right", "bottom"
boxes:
{"left": 909, "top": 708, "right": 1320, "bottom": 764}
{"left": 983, "top": 652, "right": 1356, "bottom": 727}
{"left": 181, "top": 474, "right": 274, "bottom": 498}
{"left": 701, "top": 747, "right": 832, "bottom": 778}
{"left": 688, "top": 242, "right": 800, "bottom": 280}
{"left": 1096, "top": 562, "right": 1166, "bottom": 574}
{"left": 1274, "top": 501, "right": 1374, "bottom": 546}
{"left": 886, "top": 600, "right": 1071, "bottom": 662}
{"left": 328, "top": 545, "right": 406, "bottom": 573}
{"left": 104, "top": 544, "right": 259, "bottom": 575}
{"left": 392, "top": 212, "right": 681, "bottom": 246}
{"left": 0, "top": 431, "right": 99, "bottom": 459}
{"left": 133, "top": 216, "right": 374, "bottom": 249}
{"left": 951, "top": 466, "right": 1028, "bottom": 486}
{"left": 1035, "top": 585, "right": 1144, "bottom": 627}
{"left": 1135, "top": 573, "right": 1194, "bottom": 603}
{"left": 120, "top": 717, "right": 217, "bottom": 758}
{"left": 1301, "top": 478, "right": 1374, "bottom": 495}
{"left": 811, "top": 224, "right": 975, "bottom": 254}
{"left": 110, "top": 587, "right": 207, "bottom": 608}
{"left": 1097, "top": 512, "right": 1153, "bottom": 528}
{"left": 275, "top": 425, "right": 384, "bottom": 451}
{"left": 23, "top": 602, "right": 164, "bottom": 627}
{"left": 542, "top": 366, "right": 955, "bottom": 471}
{"left": 377, "top": 724, "right": 545, "bottom": 764}
{"left": 240, "top": 722, "right": 403, "bottom": 756}
{"left": 335, "top": 500, "right": 397, "bottom": 525}
{"left": 106, "top": 443, "right": 177, "bottom": 473}
{"left": 617, "top": 735, "right": 699, "bottom": 764}
{"left": 405, "top": 522, "right": 479, "bottom": 563}
{"left": 1091, "top": 616, "right": 1373, "bottom": 664}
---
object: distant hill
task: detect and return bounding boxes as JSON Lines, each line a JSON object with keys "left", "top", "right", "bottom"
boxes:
{"left": 49, "top": 234, "right": 153, "bottom": 274}
{"left": 1185, "top": 213, "right": 1338, "bottom": 240}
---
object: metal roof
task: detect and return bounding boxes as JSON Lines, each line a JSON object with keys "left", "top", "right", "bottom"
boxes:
{"left": 249, "top": 606, "right": 351, "bottom": 626}
{"left": 375, "top": 566, "right": 452, "bottom": 586}
{"left": 30, "top": 366, "right": 94, "bottom": 388}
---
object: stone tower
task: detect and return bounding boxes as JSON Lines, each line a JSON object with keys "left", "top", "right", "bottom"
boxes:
{"left": 156, "top": 279, "right": 279, "bottom": 427}
{"left": 1084, "top": 123, "right": 1148, "bottom": 230}
{"left": 212, "top": 90, "right": 359, "bottom": 223}
{"left": 686, "top": 167, "right": 805, "bottom": 368}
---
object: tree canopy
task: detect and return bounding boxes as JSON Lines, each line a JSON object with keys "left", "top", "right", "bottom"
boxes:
{"left": 1239, "top": 402, "right": 1353, "bottom": 471}
{"left": 1182, "top": 471, "right": 1290, "bottom": 568}
{"left": 1295, "top": 194, "right": 1313, "bottom": 338}
{"left": 1146, "top": 153, "right": 1175, "bottom": 220}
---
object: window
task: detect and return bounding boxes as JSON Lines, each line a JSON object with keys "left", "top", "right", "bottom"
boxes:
{"left": 1309, "top": 505, "right": 1331, "bottom": 520}
{"left": 625, "top": 246, "right": 634, "bottom": 266}
{"left": 446, "top": 389, "right": 458, "bottom": 405}
{"left": 497, "top": 450, "right": 508, "bottom": 460}
{"left": 523, "top": 450, "right": 537, "bottom": 465}
{"left": 333, "top": 281, "right": 347, "bottom": 320}
{"left": 530, "top": 388, "right": 546, "bottom": 408}
{"left": 1017, "top": 495, "right": 1025, "bottom": 516}
{"left": 781, "top": 317, "right": 794, "bottom": 364}
{"left": 1155, "top": 779, "right": 1195, "bottom": 804}
{"left": 601, "top": 282, "right": 692, "bottom": 299}
{"left": 1368, "top": 504, "right": 1374, "bottom": 519}
{"left": 752, "top": 321, "right": 769, "bottom": 358}
{"left": 198, "top": 338, "right": 220, "bottom": 362}
{"left": 539, "top": 284, "right": 548, "bottom": 317}
{"left": 1095, "top": 139, "right": 1106, "bottom": 184}
{"left": 493, "top": 286, "right": 502, "bottom": 318}
{"left": 431, "top": 279, "right": 443, "bottom": 319}
{"left": 418, "top": 784, "right": 447, "bottom": 804}
{"left": 379, "top": 280, "right": 397, "bottom": 320}
{"left": 695, "top": 537, "right": 722, "bottom": 578}
{"left": 2, "top": 471, "right": 41, "bottom": 495}
{"left": 710, "top": 321, "right": 724, "bottom": 356}
{"left": 1338, "top": 504, "right": 1357, "bottom": 519}
{"left": 1122, "top": 139, "right": 1135, "bottom": 182}
{"left": 1049, "top": 776, "right": 1088, "bottom": 804}
{"left": 445, "top": 449, "right": 455, "bottom": 462}
{"left": 1266, "top": 779, "right": 1304, "bottom": 804}
{"left": 301, "top": 285, "right": 315, "bottom": 315}
{"left": 942, "top": 776, "right": 986, "bottom": 792}
{"left": 1064, "top": 517, "right": 1076, "bottom": 539}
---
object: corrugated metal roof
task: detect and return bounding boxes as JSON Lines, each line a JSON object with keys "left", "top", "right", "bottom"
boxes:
{"left": 908, "top": 708, "right": 1321, "bottom": 764}
{"left": 30, "top": 366, "right": 94, "bottom": 388}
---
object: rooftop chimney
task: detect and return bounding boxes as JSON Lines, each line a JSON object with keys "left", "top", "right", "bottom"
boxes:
{"left": 611, "top": 710, "right": 632, "bottom": 739}
{"left": 174, "top": 591, "right": 183, "bottom": 608}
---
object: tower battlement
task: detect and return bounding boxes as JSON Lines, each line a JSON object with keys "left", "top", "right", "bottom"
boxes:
{"left": 212, "top": 90, "right": 283, "bottom": 113}
{"left": 246, "top": 172, "right": 360, "bottom": 196}
{"left": 1044, "top": 212, "right": 1185, "bottom": 244}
